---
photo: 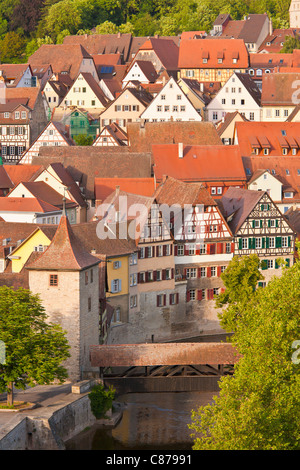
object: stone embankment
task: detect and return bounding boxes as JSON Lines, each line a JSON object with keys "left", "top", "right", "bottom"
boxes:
{"left": 0, "top": 380, "right": 122, "bottom": 450}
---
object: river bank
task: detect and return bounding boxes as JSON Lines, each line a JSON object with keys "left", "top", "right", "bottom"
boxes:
{"left": 65, "top": 391, "right": 218, "bottom": 450}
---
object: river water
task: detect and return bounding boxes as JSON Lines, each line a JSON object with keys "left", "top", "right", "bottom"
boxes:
{"left": 65, "top": 391, "right": 218, "bottom": 450}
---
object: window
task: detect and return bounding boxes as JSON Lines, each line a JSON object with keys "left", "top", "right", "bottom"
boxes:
{"left": 211, "top": 266, "right": 216, "bottom": 277}
{"left": 130, "top": 273, "right": 137, "bottom": 286}
{"left": 242, "top": 238, "right": 248, "bottom": 249}
{"left": 269, "top": 237, "right": 275, "bottom": 248}
{"left": 177, "top": 245, "right": 184, "bottom": 256}
{"left": 161, "top": 95, "right": 166, "bottom": 100}
{"left": 130, "top": 295, "right": 137, "bottom": 308}
{"left": 157, "top": 105, "right": 162, "bottom": 112}
{"left": 113, "top": 260, "right": 121, "bottom": 269}
{"left": 180, "top": 105, "right": 186, "bottom": 112}
{"left": 249, "top": 112, "right": 255, "bottom": 121}
{"left": 221, "top": 99, "right": 226, "bottom": 104}
{"left": 49, "top": 274, "right": 58, "bottom": 286}
{"left": 200, "top": 267, "right": 206, "bottom": 277}
{"left": 4, "top": 112, "right": 9, "bottom": 118}
{"left": 130, "top": 253, "right": 137, "bottom": 265}
{"left": 211, "top": 187, "right": 216, "bottom": 195}
{"left": 282, "top": 237, "right": 289, "bottom": 248}
{"left": 156, "top": 270, "right": 162, "bottom": 281}
{"left": 241, "top": 99, "right": 245, "bottom": 105}
{"left": 212, "top": 112, "right": 218, "bottom": 120}
{"left": 255, "top": 238, "right": 262, "bottom": 249}
{"left": 88, "top": 297, "right": 91, "bottom": 312}
{"left": 170, "top": 293, "right": 178, "bottom": 305}
{"left": 157, "top": 245, "right": 163, "bottom": 257}
{"left": 188, "top": 244, "right": 196, "bottom": 255}
{"left": 275, "top": 109, "right": 280, "bottom": 117}
{"left": 232, "top": 99, "right": 235, "bottom": 105}
{"left": 111, "top": 279, "right": 121, "bottom": 293}
{"left": 157, "top": 294, "right": 165, "bottom": 306}
{"left": 114, "top": 307, "right": 121, "bottom": 322}
{"left": 186, "top": 268, "right": 197, "bottom": 278}
{"left": 165, "top": 268, "right": 172, "bottom": 280}
{"left": 177, "top": 95, "right": 182, "bottom": 100}
{"left": 226, "top": 242, "right": 231, "bottom": 253}
{"left": 139, "top": 247, "right": 145, "bottom": 259}
{"left": 267, "top": 259, "right": 274, "bottom": 269}
{"left": 15, "top": 111, "right": 20, "bottom": 119}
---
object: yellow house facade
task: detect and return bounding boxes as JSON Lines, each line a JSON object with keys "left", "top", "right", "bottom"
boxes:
{"left": 8, "top": 226, "right": 56, "bottom": 273}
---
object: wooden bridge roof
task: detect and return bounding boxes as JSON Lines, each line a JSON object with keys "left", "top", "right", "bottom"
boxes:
{"left": 90, "top": 342, "right": 241, "bottom": 367}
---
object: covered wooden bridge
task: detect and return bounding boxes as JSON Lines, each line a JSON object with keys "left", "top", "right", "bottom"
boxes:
{"left": 89, "top": 342, "right": 241, "bottom": 393}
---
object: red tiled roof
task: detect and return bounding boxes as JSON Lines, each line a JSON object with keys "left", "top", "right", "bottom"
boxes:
{"left": 242, "top": 155, "right": 300, "bottom": 202}
{"left": 26, "top": 215, "right": 100, "bottom": 271}
{"left": 154, "top": 175, "right": 217, "bottom": 207}
{"left": 178, "top": 39, "right": 249, "bottom": 69}
{"left": 152, "top": 143, "right": 246, "bottom": 183}
{"left": 261, "top": 72, "right": 300, "bottom": 105}
{"left": 2, "top": 164, "right": 42, "bottom": 188}
{"left": 9, "top": 181, "right": 77, "bottom": 209}
{"left": 28, "top": 44, "right": 92, "bottom": 80}
{"left": 95, "top": 177, "right": 155, "bottom": 201}
{"left": 0, "top": 197, "right": 59, "bottom": 213}
{"left": 138, "top": 38, "right": 179, "bottom": 71}
{"left": 235, "top": 121, "right": 300, "bottom": 157}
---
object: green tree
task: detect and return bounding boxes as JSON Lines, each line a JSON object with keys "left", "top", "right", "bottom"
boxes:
{"left": 189, "top": 256, "right": 300, "bottom": 450}
{"left": 74, "top": 134, "right": 94, "bottom": 145}
{"left": 0, "top": 286, "right": 70, "bottom": 407}
{"left": 215, "top": 254, "right": 263, "bottom": 333}
{"left": 281, "top": 35, "right": 300, "bottom": 53}
{"left": 0, "top": 31, "right": 26, "bottom": 63}
{"left": 95, "top": 20, "right": 118, "bottom": 33}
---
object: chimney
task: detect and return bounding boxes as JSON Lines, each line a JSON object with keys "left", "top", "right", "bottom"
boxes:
{"left": 178, "top": 142, "right": 183, "bottom": 158}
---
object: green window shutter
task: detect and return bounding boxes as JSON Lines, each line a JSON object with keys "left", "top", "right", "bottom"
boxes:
{"left": 261, "top": 260, "right": 268, "bottom": 270}
{"left": 262, "top": 238, "right": 265, "bottom": 249}
{"left": 267, "top": 204, "right": 270, "bottom": 210}
{"left": 238, "top": 238, "right": 243, "bottom": 250}
{"left": 260, "top": 220, "right": 263, "bottom": 228}
{"left": 276, "top": 237, "right": 282, "bottom": 248}
{"left": 286, "top": 258, "right": 290, "bottom": 267}
{"left": 275, "top": 259, "right": 279, "bottom": 269}
{"left": 252, "top": 220, "right": 255, "bottom": 228}
{"left": 260, "top": 204, "right": 263, "bottom": 211}
{"left": 268, "top": 219, "right": 271, "bottom": 228}
{"left": 266, "top": 237, "right": 269, "bottom": 249}
{"left": 288, "top": 236, "right": 291, "bottom": 247}
{"left": 276, "top": 219, "right": 279, "bottom": 228}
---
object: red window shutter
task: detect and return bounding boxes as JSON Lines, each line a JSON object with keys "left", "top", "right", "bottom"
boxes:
{"left": 170, "top": 244, "right": 173, "bottom": 255}
{"left": 174, "top": 245, "right": 178, "bottom": 256}
{"left": 153, "top": 270, "right": 157, "bottom": 281}
{"left": 145, "top": 272, "right": 148, "bottom": 282}
{"left": 138, "top": 249, "right": 141, "bottom": 259}
{"left": 163, "top": 245, "right": 167, "bottom": 256}
{"left": 156, "top": 295, "right": 160, "bottom": 307}
{"left": 220, "top": 287, "right": 225, "bottom": 293}
{"left": 162, "top": 269, "right": 166, "bottom": 280}
{"left": 164, "top": 294, "right": 166, "bottom": 306}
{"left": 186, "top": 290, "right": 190, "bottom": 302}
{"left": 208, "top": 289, "right": 213, "bottom": 300}
{"left": 197, "top": 289, "right": 202, "bottom": 301}
{"left": 231, "top": 242, "right": 235, "bottom": 253}
{"left": 207, "top": 267, "right": 211, "bottom": 278}
{"left": 176, "top": 293, "right": 179, "bottom": 304}
{"left": 206, "top": 244, "right": 211, "bottom": 254}
{"left": 138, "top": 273, "right": 141, "bottom": 283}
{"left": 198, "top": 267, "right": 201, "bottom": 278}
{"left": 184, "top": 246, "right": 189, "bottom": 256}
{"left": 217, "top": 266, "right": 221, "bottom": 277}
{"left": 210, "top": 244, "right": 215, "bottom": 254}
{"left": 217, "top": 243, "right": 223, "bottom": 254}
{"left": 156, "top": 246, "right": 159, "bottom": 257}
{"left": 153, "top": 246, "right": 156, "bottom": 257}
{"left": 171, "top": 268, "right": 174, "bottom": 279}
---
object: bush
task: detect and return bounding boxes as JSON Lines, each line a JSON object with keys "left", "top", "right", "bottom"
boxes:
{"left": 88, "top": 383, "right": 115, "bottom": 419}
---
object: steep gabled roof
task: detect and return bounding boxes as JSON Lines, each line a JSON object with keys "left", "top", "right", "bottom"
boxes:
{"left": 95, "top": 177, "right": 155, "bottom": 201}
{"left": 0, "top": 197, "right": 60, "bottom": 214}
{"left": 138, "top": 38, "right": 179, "bottom": 71}
{"left": 26, "top": 215, "right": 100, "bottom": 271}
{"left": 220, "top": 187, "right": 266, "bottom": 233}
{"left": 28, "top": 44, "right": 93, "bottom": 80}
{"left": 154, "top": 175, "right": 217, "bottom": 207}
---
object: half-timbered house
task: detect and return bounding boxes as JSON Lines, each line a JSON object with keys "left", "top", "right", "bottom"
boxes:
{"left": 154, "top": 176, "right": 234, "bottom": 338}
{"left": 219, "top": 187, "right": 296, "bottom": 285}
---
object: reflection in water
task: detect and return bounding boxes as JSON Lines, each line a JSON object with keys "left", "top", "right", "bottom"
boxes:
{"left": 66, "top": 391, "right": 218, "bottom": 450}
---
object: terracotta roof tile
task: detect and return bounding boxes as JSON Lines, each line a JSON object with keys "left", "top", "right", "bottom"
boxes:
{"left": 27, "top": 216, "right": 100, "bottom": 271}
{"left": 95, "top": 177, "right": 155, "bottom": 202}
{"left": 152, "top": 143, "right": 246, "bottom": 183}
{"left": 0, "top": 197, "right": 60, "bottom": 214}
{"left": 127, "top": 121, "right": 222, "bottom": 152}
{"left": 154, "top": 175, "right": 217, "bottom": 207}
{"left": 178, "top": 39, "right": 249, "bottom": 69}
{"left": 261, "top": 72, "right": 300, "bottom": 105}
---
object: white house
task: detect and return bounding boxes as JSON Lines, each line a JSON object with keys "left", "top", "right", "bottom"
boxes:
{"left": 60, "top": 72, "right": 107, "bottom": 111}
{"left": 139, "top": 76, "right": 202, "bottom": 123}
{"left": 0, "top": 197, "right": 62, "bottom": 224}
{"left": 19, "top": 121, "right": 75, "bottom": 164}
{"left": 122, "top": 60, "right": 158, "bottom": 87}
{"left": 206, "top": 72, "right": 262, "bottom": 123}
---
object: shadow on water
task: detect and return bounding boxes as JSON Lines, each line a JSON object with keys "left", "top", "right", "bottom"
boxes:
{"left": 65, "top": 391, "right": 218, "bottom": 450}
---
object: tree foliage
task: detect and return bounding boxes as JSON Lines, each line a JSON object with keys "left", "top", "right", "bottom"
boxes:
{"left": 0, "top": 286, "right": 70, "bottom": 406}
{"left": 0, "top": 0, "right": 297, "bottom": 62}
{"left": 189, "top": 256, "right": 300, "bottom": 450}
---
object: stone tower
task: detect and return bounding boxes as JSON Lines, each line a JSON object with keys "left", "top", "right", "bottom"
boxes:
{"left": 289, "top": 0, "right": 300, "bottom": 28}
{"left": 27, "top": 216, "right": 101, "bottom": 382}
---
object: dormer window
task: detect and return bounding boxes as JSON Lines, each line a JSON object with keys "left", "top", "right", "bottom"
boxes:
{"left": 4, "top": 112, "right": 9, "bottom": 118}
{"left": 282, "top": 148, "right": 288, "bottom": 155}
{"left": 263, "top": 148, "right": 269, "bottom": 155}
{"left": 203, "top": 58, "right": 207, "bottom": 63}
{"left": 218, "top": 58, "right": 223, "bottom": 64}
